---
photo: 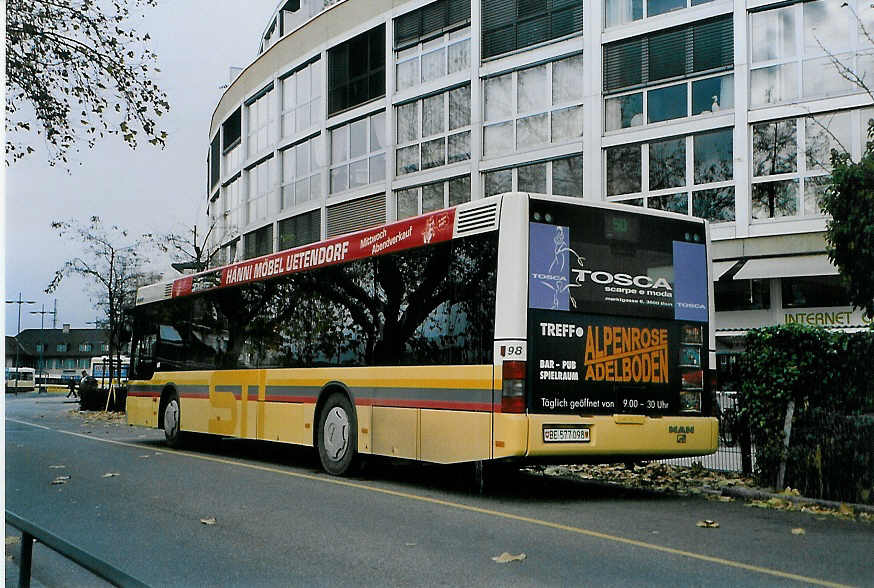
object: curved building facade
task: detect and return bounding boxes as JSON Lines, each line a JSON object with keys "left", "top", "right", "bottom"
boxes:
{"left": 205, "top": 0, "right": 874, "bottom": 364}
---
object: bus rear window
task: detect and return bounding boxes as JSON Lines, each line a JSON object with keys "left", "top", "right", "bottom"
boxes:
{"left": 528, "top": 203, "right": 708, "bottom": 321}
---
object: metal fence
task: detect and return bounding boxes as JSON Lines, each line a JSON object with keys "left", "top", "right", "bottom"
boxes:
{"left": 662, "top": 391, "right": 753, "bottom": 473}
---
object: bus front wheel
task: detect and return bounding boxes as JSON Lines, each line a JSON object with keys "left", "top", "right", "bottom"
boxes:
{"left": 317, "top": 393, "right": 357, "bottom": 476}
{"left": 163, "top": 392, "right": 185, "bottom": 448}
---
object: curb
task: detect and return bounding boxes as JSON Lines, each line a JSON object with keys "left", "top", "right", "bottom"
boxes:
{"left": 720, "top": 485, "right": 874, "bottom": 515}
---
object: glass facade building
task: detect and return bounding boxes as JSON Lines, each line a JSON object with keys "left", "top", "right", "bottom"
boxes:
{"left": 205, "top": 0, "right": 874, "bottom": 353}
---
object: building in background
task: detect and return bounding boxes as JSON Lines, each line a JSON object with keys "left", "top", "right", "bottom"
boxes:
{"left": 8, "top": 325, "right": 109, "bottom": 382}
{"left": 203, "top": 0, "right": 874, "bottom": 385}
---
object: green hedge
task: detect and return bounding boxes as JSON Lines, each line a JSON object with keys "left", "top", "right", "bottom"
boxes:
{"left": 739, "top": 324, "right": 874, "bottom": 504}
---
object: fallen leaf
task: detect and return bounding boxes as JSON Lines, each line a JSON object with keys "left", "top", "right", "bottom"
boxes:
{"left": 405, "top": 542, "right": 417, "bottom": 547}
{"left": 791, "top": 528, "right": 806, "bottom": 535}
{"left": 779, "top": 487, "right": 801, "bottom": 496}
{"left": 696, "top": 520, "right": 719, "bottom": 528}
{"left": 102, "top": 472, "right": 120, "bottom": 478}
{"left": 139, "top": 455, "right": 150, "bottom": 459}
{"left": 200, "top": 517, "right": 217, "bottom": 525}
{"left": 839, "top": 503, "right": 854, "bottom": 516}
{"left": 492, "top": 552, "right": 526, "bottom": 563}
{"left": 48, "top": 465, "right": 66, "bottom": 469}
{"left": 5, "top": 537, "right": 20, "bottom": 546}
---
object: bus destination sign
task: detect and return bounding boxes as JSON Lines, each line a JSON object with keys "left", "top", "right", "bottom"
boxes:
{"left": 171, "top": 209, "right": 456, "bottom": 298}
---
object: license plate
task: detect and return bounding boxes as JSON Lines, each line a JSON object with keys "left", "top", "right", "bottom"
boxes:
{"left": 543, "top": 425, "right": 590, "bottom": 443}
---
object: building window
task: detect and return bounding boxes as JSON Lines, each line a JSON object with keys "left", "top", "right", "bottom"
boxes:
{"left": 396, "top": 28, "right": 471, "bottom": 92}
{"left": 79, "top": 343, "right": 92, "bottom": 352}
{"left": 63, "top": 359, "right": 76, "bottom": 369}
{"left": 281, "top": 134, "right": 323, "bottom": 210}
{"left": 483, "top": 54, "right": 583, "bottom": 158}
{"left": 330, "top": 111, "right": 386, "bottom": 193}
{"left": 101, "top": 343, "right": 109, "bottom": 353}
{"left": 246, "top": 157, "right": 277, "bottom": 225}
{"left": 751, "top": 108, "right": 869, "bottom": 220}
{"left": 278, "top": 209, "right": 321, "bottom": 250}
{"left": 35, "top": 343, "right": 44, "bottom": 352}
{"left": 328, "top": 26, "right": 386, "bottom": 116}
{"left": 222, "top": 108, "right": 242, "bottom": 172}
{"left": 715, "top": 279, "right": 770, "bottom": 311}
{"left": 605, "top": 127, "right": 734, "bottom": 223}
{"left": 246, "top": 85, "right": 277, "bottom": 157}
{"left": 219, "top": 240, "right": 239, "bottom": 267}
{"left": 483, "top": 154, "right": 583, "bottom": 197}
{"left": 605, "top": 73, "right": 733, "bottom": 131}
{"left": 56, "top": 343, "right": 68, "bottom": 352}
{"left": 603, "top": 15, "right": 733, "bottom": 94}
{"left": 395, "top": 0, "right": 470, "bottom": 91}
{"left": 244, "top": 224, "right": 274, "bottom": 259}
{"left": 749, "top": 0, "right": 874, "bottom": 106}
{"left": 482, "top": 0, "right": 583, "bottom": 60}
{"left": 395, "top": 176, "right": 471, "bottom": 219}
{"left": 222, "top": 176, "right": 244, "bottom": 237}
{"left": 78, "top": 358, "right": 89, "bottom": 369}
{"left": 281, "top": 58, "right": 321, "bottom": 138}
{"left": 209, "top": 135, "right": 220, "bottom": 191}
{"left": 782, "top": 275, "right": 850, "bottom": 308}
{"left": 605, "top": 0, "right": 714, "bottom": 29}
{"left": 396, "top": 84, "right": 471, "bottom": 175}
{"left": 326, "top": 193, "right": 386, "bottom": 237}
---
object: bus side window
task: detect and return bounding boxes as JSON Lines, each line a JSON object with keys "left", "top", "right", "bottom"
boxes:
{"left": 133, "top": 333, "right": 157, "bottom": 379}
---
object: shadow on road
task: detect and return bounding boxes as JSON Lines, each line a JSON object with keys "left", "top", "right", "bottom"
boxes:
{"left": 136, "top": 433, "right": 680, "bottom": 505}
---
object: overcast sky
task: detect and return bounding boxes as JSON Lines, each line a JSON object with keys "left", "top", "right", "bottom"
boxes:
{"left": 4, "top": 0, "right": 279, "bottom": 334}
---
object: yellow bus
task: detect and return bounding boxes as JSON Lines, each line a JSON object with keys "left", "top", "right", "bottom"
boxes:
{"left": 126, "top": 193, "right": 717, "bottom": 476}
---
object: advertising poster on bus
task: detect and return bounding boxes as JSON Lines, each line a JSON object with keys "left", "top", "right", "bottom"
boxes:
{"left": 526, "top": 207, "right": 708, "bottom": 415}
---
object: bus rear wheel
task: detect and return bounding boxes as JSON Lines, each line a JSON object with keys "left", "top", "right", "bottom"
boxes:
{"left": 163, "top": 392, "right": 185, "bottom": 448}
{"left": 317, "top": 393, "right": 357, "bottom": 476}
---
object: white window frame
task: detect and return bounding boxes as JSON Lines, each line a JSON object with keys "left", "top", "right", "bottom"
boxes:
{"left": 395, "top": 26, "right": 471, "bottom": 92}
{"left": 749, "top": 0, "right": 874, "bottom": 108}
{"left": 604, "top": 127, "right": 735, "bottom": 223}
{"left": 604, "top": 72, "right": 734, "bottom": 133}
{"left": 483, "top": 53, "right": 584, "bottom": 159}
{"left": 281, "top": 134, "right": 323, "bottom": 210}
{"left": 750, "top": 107, "right": 871, "bottom": 222}
{"left": 396, "top": 84, "right": 472, "bottom": 176}
{"left": 329, "top": 111, "right": 386, "bottom": 194}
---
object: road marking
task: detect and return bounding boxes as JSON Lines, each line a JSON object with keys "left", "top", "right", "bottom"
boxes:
{"left": 7, "top": 417, "right": 851, "bottom": 588}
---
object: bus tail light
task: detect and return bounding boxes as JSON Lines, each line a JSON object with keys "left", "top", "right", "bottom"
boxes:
{"left": 501, "top": 360, "right": 526, "bottom": 413}
{"left": 680, "top": 323, "right": 704, "bottom": 413}
{"left": 680, "top": 370, "right": 703, "bottom": 413}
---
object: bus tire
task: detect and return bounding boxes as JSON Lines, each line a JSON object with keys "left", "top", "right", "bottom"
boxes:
{"left": 163, "top": 391, "right": 185, "bottom": 448}
{"left": 317, "top": 393, "right": 357, "bottom": 476}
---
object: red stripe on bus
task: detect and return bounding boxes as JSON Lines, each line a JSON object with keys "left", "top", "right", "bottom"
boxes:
{"left": 172, "top": 208, "right": 456, "bottom": 298}
{"left": 355, "top": 398, "right": 492, "bottom": 412}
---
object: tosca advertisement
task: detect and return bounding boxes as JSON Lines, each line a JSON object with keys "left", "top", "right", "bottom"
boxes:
{"left": 528, "top": 221, "right": 708, "bottom": 321}
{"left": 530, "top": 310, "right": 679, "bottom": 414}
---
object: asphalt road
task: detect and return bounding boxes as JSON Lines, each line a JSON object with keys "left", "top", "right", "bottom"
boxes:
{"left": 5, "top": 394, "right": 874, "bottom": 587}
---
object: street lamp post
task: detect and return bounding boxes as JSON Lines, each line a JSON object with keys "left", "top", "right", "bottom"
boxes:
{"left": 5, "top": 293, "right": 36, "bottom": 386}
{"left": 30, "top": 305, "right": 56, "bottom": 393}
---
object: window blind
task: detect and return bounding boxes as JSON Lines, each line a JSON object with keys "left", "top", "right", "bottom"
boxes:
{"left": 482, "top": 0, "right": 582, "bottom": 60}
{"left": 395, "top": 0, "right": 471, "bottom": 49}
{"left": 603, "top": 15, "right": 733, "bottom": 93}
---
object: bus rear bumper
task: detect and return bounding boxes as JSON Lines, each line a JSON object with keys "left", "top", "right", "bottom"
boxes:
{"left": 525, "top": 414, "right": 718, "bottom": 460}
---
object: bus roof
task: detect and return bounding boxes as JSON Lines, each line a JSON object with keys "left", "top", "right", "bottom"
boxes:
{"left": 136, "top": 193, "right": 706, "bottom": 306}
